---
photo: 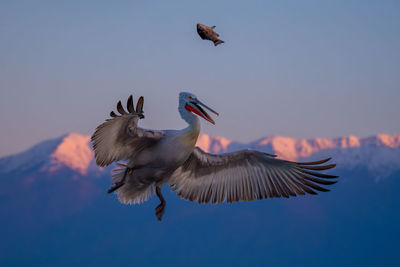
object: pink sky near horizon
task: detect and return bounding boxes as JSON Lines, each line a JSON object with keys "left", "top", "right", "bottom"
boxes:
{"left": 0, "top": 1, "right": 399, "bottom": 157}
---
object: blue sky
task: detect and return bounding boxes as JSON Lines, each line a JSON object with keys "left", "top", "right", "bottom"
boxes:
{"left": 0, "top": 0, "right": 399, "bottom": 157}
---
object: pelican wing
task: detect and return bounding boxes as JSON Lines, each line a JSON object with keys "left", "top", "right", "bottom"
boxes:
{"left": 170, "top": 147, "right": 338, "bottom": 203}
{"left": 91, "top": 95, "right": 164, "bottom": 167}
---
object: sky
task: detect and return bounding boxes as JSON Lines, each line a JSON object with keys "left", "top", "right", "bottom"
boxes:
{"left": 0, "top": 0, "right": 399, "bottom": 157}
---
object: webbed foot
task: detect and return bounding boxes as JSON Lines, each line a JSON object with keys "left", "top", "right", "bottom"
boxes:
{"left": 107, "top": 182, "right": 124, "bottom": 194}
{"left": 107, "top": 167, "right": 132, "bottom": 194}
{"left": 155, "top": 186, "right": 166, "bottom": 221}
{"left": 155, "top": 202, "right": 166, "bottom": 221}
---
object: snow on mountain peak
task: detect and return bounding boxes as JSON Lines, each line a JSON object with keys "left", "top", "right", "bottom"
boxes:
{"left": 1, "top": 132, "right": 399, "bottom": 177}
{"left": 371, "top": 133, "right": 400, "bottom": 148}
{"left": 49, "top": 133, "right": 94, "bottom": 175}
{"left": 196, "top": 135, "right": 232, "bottom": 153}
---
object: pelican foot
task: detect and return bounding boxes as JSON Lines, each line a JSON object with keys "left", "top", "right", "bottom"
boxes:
{"left": 155, "top": 185, "right": 166, "bottom": 221}
{"left": 155, "top": 202, "right": 166, "bottom": 221}
{"left": 107, "top": 181, "right": 124, "bottom": 194}
{"left": 107, "top": 167, "right": 134, "bottom": 194}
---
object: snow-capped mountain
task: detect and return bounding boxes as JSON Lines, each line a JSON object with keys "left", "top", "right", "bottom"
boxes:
{"left": 0, "top": 133, "right": 99, "bottom": 176}
{"left": 197, "top": 133, "right": 400, "bottom": 180}
{"left": 1, "top": 132, "right": 399, "bottom": 178}
{"left": 1, "top": 133, "right": 399, "bottom": 266}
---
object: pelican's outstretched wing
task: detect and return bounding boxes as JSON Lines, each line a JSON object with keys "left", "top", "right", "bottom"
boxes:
{"left": 91, "top": 95, "right": 164, "bottom": 167}
{"left": 170, "top": 147, "right": 338, "bottom": 204}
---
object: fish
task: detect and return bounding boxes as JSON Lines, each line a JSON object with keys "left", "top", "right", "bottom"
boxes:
{"left": 196, "top": 23, "right": 224, "bottom": 46}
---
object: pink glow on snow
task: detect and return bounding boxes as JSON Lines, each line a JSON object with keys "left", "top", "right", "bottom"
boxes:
{"left": 375, "top": 134, "right": 400, "bottom": 148}
{"left": 196, "top": 134, "right": 212, "bottom": 152}
{"left": 196, "top": 134, "right": 233, "bottom": 153}
{"left": 50, "top": 133, "right": 94, "bottom": 175}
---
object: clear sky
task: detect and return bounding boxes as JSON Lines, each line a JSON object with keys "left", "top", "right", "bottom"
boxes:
{"left": 0, "top": 0, "right": 399, "bottom": 157}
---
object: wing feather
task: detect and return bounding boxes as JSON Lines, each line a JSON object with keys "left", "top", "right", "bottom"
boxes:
{"left": 127, "top": 95, "right": 134, "bottom": 113}
{"left": 117, "top": 101, "right": 127, "bottom": 115}
{"left": 91, "top": 96, "right": 164, "bottom": 167}
{"left": 170, "top": 147, "right": 338, "bottom": 203}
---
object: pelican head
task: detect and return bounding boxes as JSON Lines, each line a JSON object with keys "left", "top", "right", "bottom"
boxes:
{"left": 179, "top": 92, "right": 219, "bottom": 124}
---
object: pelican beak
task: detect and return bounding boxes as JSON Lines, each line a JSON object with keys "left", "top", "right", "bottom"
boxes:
{"left": 187, "top": 99, "right": 219, "bottom": 124}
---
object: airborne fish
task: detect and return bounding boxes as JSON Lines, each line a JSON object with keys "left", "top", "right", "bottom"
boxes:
{"left": 196, "top": 23, "right": 224, "bottom": 46}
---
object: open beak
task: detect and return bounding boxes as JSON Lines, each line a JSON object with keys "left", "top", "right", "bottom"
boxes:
{"left": 186, "top": 99, "right": 219, "bottom": 124}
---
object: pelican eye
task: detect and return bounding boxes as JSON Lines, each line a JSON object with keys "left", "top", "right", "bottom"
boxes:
{"left": 188, "top": 96, "right": 193, "bottom": 100}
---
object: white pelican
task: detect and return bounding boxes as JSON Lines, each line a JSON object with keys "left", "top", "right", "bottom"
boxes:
{"left": 91, "top": 92, "right": 338, "bottom": 221}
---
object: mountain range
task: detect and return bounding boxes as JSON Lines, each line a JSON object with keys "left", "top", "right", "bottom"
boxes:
{"left": 2, "top": 132, "right": 400, "bottom": 175}
{"left": 1, "top": 132, "right": 399, "bottom": 266}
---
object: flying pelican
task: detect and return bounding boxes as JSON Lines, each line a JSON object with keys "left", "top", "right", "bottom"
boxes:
{"left": 91, "top": 92, "right": 338, "bottom": 221}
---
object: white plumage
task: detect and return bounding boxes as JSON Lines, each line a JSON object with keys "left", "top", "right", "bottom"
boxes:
{"left": 91, "top": 92, "right": 338, "bottom": 221}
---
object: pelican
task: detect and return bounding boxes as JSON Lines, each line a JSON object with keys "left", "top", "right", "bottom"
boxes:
{"left": 91, "top": 92, "right": 338, "bottom": 221}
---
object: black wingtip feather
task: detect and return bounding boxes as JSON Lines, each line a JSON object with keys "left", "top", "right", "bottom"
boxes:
{"left": 302, "top": 174, "right": 338, "bottom": 185}
{"left": 302, "top": 180, "right": 330, "bottom": 192}
{"left": 127, "top": 95, "right": 134, "bottom": 113}
{"left": 110, "top": 111, "right": 118, "bottom": 118}
{"left": 297, "top": 158, "right": 331, "bottom": 165}
{"left": 136, "top": 96, "right": 144, "bottom": 113}
{"left": 299, "top": 164, "right": 336, "bottom": 171}
{"left": 117, "top": 101, "right": 127, "bottom": 115}
{"left": 302, "top": 169, "right": 339, "bottom": 179}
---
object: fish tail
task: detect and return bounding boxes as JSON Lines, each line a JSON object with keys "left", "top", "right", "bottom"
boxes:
{"left": 214, "top": 39, "right": 224, "bottom": 46}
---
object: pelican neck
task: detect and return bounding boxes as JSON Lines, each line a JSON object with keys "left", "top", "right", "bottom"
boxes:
{"left": 179, "top": 104, "right": 201, "bottom": 137}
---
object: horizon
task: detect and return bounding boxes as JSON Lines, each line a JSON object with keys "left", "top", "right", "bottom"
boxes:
{"left": 2, "top": 131, "right": 399, "bottom": 160}
{"left": 2, "top": 131, "right": 400, "bottom": 183}
{"left": 1, "top": 130, "right": 400, "bottom": 158}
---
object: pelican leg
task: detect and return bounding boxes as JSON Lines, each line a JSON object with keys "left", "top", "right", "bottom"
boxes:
{"left": 107, "top": 167, "right": 132, "bottom": 194}
{"left": 155, "top": 186, "right": 166, "bottom": 221}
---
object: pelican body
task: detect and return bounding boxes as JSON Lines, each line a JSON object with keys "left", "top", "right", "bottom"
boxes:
{"left": 91, "top": 92, "right": 338, "bottom": 221}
